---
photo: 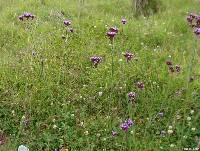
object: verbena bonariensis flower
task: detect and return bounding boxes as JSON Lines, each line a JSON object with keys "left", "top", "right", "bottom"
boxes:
{"left": 186, "top": 13, "right": 200, "bottom": 28}
{"left": 112, "top": 131, "right": 117, "bottom": 137}
{"left": 64, "top": 20, "right": 71, "bottom": 26}
{"left": 175, "top": 65, "right": 181, "bottom": 73}
{"left": 136, "top": 81, "right": 145, "bottom": 90}
{"left": 121, "top": 18, "right": 127, "bottom": 25}
{"left": 109, "top": 26, "right": 118, "bottom": 33}
{"left": 120, "top": 119, "right": 134, "bottom": 132}
{"left": 90, "top": 56, "right": 102, "bottom": 67}
{"left": 194, "top": 28, "right": 200, "bottom": 35}
{"left": 124, "top": 52, "right": 134, "bottom": 62}
{"left": 128, "top": 92, "right": 136, "bottom": 102}
{"left": 106, "top": 31, "right": 117, "bottom": 40}
{"left": 169, "top": 66, "right": 175, "bottom": 73}
{"left": 18, "top": 12, "right": 35, "bottom": 21}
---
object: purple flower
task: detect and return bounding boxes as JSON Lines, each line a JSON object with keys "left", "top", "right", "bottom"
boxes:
{"left": 120, "top": 119, "right": 134, "bottom": 132}
{"left": 18, "top": 12, "right": 35, "bottom": 21}
{"left": 194, "top": 28, "right": 200, "bottom": 35}
{"left": 112, "top": 131, "right": 117, "bottom": 137}
{"left": 120, "top": 122, "right": 129, "bottom": 132}
{"left": 126, "top": 119, "right": 133, "bottom": 126}
{"left": 136, "top": 81, "right": 145, "bottom": 90}
{"left": 109, "top": 26, "right": 118, "bottom": 33}
{"left": 128, "top": 92, "right": 136, "bottom": 101}
{"left": 175, "top": 65, "right": 181, "bottom": 72}
{"left": 64, "top": 20, "right": 71, "bottom": 26}
{"left": 166, "top": 60, "right": 173, "bottom": 66}
{"left": 124, "top": 52, "right": 134, "bottom": 61}
{"left": 90, "top": 56, "right": 102, "bottom": 67}
{"left": 106, "top": 31, "right": 117, "bottom": 40}
{"left": 121, "top": 18, "right": 127, "bottom": 25}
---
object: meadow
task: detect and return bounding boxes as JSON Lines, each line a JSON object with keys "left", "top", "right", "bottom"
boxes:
{"left": 0, "top": 0, "right": 200, "bottom": 150}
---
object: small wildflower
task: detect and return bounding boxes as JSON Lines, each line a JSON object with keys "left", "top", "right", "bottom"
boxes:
{"left": 175, "top": 65, "right": 181, "bottom": 72}
{"left": 90, "top": 56, "right": 102, "bottom": 68}
{"left": 64, "top": 20, "right": 71, "bottom": 26}
{"left": 53, "top": 125, "right": 57, "bottom": 129}
{"left": 167, "top": 129, "right": 173, "bottom": 134}
{"left": 112, "top": 131, "right": 117, "bottom": 137}
{"left": 191, "top": 127, "right": 196, "bottom": 131}
{"left": 128, "top": 92, "right": 136, "bottom": 102}
{"left": 190, "top": 110, "right": 194, "bottom": 114}
{"left": 136, "top": 81, "right": 145, "bottom": 90}
{"left": 120, "top": 119, "right": 134, "bottom": 132}
{"left": 106, "top": 31, "right": 117, "bottom": 40}
{"left": 187, "top": 117, "right": 191, "bottom": 121}
{"left": 98, "top": 92, "right": 103, "bottom": 96}
{"left": 160, "top": 130, "right": 166, "bottom": 137}
{"left": 19, "top": 12, "right": 35, "bottom": 21}
{"left": 124, "top": 52, "right": 134, "bottom": 62}
{"left": 170, "top": 144, "right": 175, "bottom": 148}
{"left": 18, "top": 145, "right": 29, "bottom": 151}
{"left": 68, "top": 28, "right": 74, "bottom": 33}
{"left": 121, "top": 18, "right": 127, "bottom": 25}
{"left": 168, "top": 126, "right": 173, "bottom": 129}
{"left": 97, "top": 133, "right": 101, "bottom": 137}
{"left": 194, "top": 28, "right": 200, "bottom": 35}
{"left": 84, "top": 131, "right": 89, "bottom": 135}
{"left": 169, "top": 66, "right": 175, "bottom": 73}
{"left": 109, "top": 26, "right": 118, "bottom": 33}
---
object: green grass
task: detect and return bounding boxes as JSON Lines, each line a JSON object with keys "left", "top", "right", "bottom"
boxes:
{"left": 0, "top": 0, "right": 200, "bottom": 150}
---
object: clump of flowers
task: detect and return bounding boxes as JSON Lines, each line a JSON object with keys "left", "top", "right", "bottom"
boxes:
{"left": 121, "top": 18, "right": 127, "bottom": 25}
{"left": 18, "top": 12, "right": 36, "bottom": 21}
{"left": 90, "top": 56, "right": 102, "bottom": 68}
{"left": 120, "top": 119, "right": 134, "bottom": 132}
{"left": 186, "top": 13, "right": 200, "bottom": 35}
{"left": 123, "top": 52, "right": 134, "bottom": 62}
{"left": 136, "top": 81, "right": 145, "bottom": 90}
{"left": 128, "top": 92, "right": 136, "bottom": 102}
{"left": 165, "top": 60, "right": 181, "bottom": 73}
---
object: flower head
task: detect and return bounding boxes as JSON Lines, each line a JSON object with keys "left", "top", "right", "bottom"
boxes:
{"left": 121, "top": 18, "right": 127, "bottom": 25}
{"left": 106, "top": 31, "right": 117, "bottom": 40}
{"left": 166, "top": 60, "right": 173, "bottom": 66}
{"left": 112, "top": 131, "right": 117, "bottom": 137}
{"left": 194, "top": 28, "right": 200, "bottom": 35}
{"left": 64, "top": 20, "right": 71, "bottom": 26}
{"left": 90, "top": 56, "right": 102, "bottom": 67}
{"left": 18, "top": 12, "right": 35, "bottom": 21}
{"left": 109, "top": 26, "right": 118, "bottom": 33}
{"left": 120, "top": 119, "right": 134, "bottom": 132}
{"left": 175, "top": 65, "right": 181, "bottom": 72}
{"left": 128, "top": 92, "right": 136, "bottom": 101}
{"left": 136, "top": 81, "right": 145, "bottom": 90}
{"left": 124, "top": 52, "right": 134, "bottom": 62}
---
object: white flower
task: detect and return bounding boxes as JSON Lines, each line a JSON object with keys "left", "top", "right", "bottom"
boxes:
{"left": 97, "top": 133, "right": 101, "bottom": 137}
{"left": 168, "top": 126, "right": 173, "bottom": 129}
{"left": 94, "top": 26, "right": 96, "bottom": 28}
{"left": 84, "top": 131, "right": 89, "bottom": 135}
{"left": 18, "top": 145, "right": 29, "bottom": 151}
{"left": 170, "top": 144, "right": 175, "bottom": 148}
{"left": 187, "top": 117, "right": 191, "bottom": 121}
{"left": 130, "top": 130, "right": 134, "bottom": 134}
{"left": 190, "top": 110, "right": 194, "bottom": 114}
{"left": 80, "top": 121, "right": 84, "bottom": 127}
{"left": 167, "top": 129, "right": 173, "bottom": 134}
{"left": 191, "top": 127, "right": 196, "bottom": 131}
{"left": 80, "top": 96, "right": 83, "bottom": 99}
{"left": 119, "top": 87, "right": 123, "bottom": 89}
{"left": 98, "top": 92, "right": 103, "bottom": 96}
{"left": 53, "top": 125, "right": 57, "bottom": 129}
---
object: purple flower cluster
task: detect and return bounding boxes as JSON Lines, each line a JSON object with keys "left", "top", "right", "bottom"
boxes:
{"left": 18, "top": 12, "right": 35, "bottom": 21}
{"left": 186, "top": 13, "right": 200, "bottom": 35}
{"left": 128, "top": 92, "right": 136, "bottom": 102}
{"left": 90, "top": 56, "right": 102, "bottom": 67}
{"left": 166, "top": 61, "right": 181, "bottom": 73}
{"left": 120, "top": 119, "right": 134, "bottom": 132}
{"left": 136, "top": 81, "right": 145, "bottom": 90}
{"left": 106, "top": 26, "right": 118, "bottom": 41}
{"left": 124, "top": 52, "right": 134, "bottom": 62}
{"left": 63, "top": 19, "right": 74, "bottom": 33}
{"left": 121, "top": 18, "right": 127, "bottom": 25}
